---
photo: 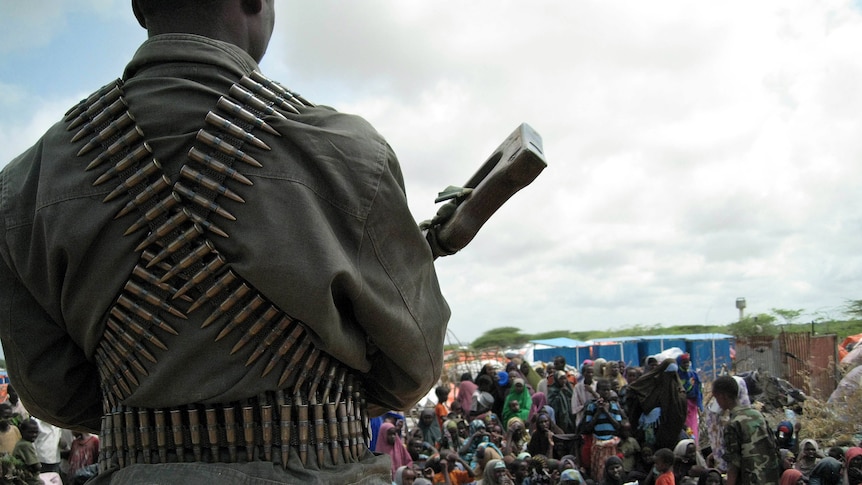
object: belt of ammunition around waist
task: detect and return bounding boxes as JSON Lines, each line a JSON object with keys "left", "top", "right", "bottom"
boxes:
{"left": 100, "top": 385, "right": 367, "bottom": 468}
{"left": 63, "top": 73, "right": 369, "bottom": 470}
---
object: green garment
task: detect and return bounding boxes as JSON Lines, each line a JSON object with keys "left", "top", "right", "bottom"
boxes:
{"left": 723, "top": 404, "right": 781, "bottom": 485}
{"left": 501, "top": 385, "right": 532, "bottom": 427}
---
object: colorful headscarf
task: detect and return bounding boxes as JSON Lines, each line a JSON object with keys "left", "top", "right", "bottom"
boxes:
{"left": 374, "top": 422, "right": 413, "bottom": 477}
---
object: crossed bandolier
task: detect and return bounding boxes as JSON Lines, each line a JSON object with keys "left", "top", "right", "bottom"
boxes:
{"left": 64, "top": 72, "right": 367, "bottom": 470}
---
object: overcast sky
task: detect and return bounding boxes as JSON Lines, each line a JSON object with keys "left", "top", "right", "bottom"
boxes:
{"left": 2, "top": 1, "right": 862, "bottom": 352}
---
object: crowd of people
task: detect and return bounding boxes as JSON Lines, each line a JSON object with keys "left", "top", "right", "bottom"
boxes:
{"left": 369, "top": 354, "right": 862, "bottom": 485}
{"left": 2, "top": 352, "right": 861, "bottom": 484}
{"left": 0, "top": 386, "right": 100, "bottom": 484}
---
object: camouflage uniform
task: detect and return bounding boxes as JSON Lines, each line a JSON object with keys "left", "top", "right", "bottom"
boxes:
{"left": 723, "top": 405, "right": 780, "bottom": 485}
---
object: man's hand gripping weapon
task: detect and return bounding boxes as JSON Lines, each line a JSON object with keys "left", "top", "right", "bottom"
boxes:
{"left": 420, "top": 123, "right": 547, "bottom": 258}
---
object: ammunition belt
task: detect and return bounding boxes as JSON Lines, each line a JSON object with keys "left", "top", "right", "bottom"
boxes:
{"left": 99, "top": 384, "right": 368, "bottom": 470}
{"left": 63, "top": 68, "right": 373, "bottom": 472}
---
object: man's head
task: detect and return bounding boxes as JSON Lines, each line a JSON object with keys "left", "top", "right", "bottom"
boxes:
{"left": 19, "top": 419, "right": 39, "bottom": 443}
{"left": 553, "top": 356, "right": 566, "bottom": 371}
{"left": 132, "top": 0, "right": 275, "bottom": 62}
{"left": 0, "top": 402, "right": 12, "bottom": 429}
{"left": 711, "top": 375, "right": 739, "bottom": 411}
{"left": 653, "top": 448, "right": 675, "bottom": 473}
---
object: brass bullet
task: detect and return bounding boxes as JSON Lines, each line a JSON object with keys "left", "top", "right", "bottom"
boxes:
{"left": 173, "top": 254, "right": 226, "bottom": 300}
{"left": 124, "top": 191, "right": 181, "bottom": 236}
{"left": 231, "top": 304, "right": 278, "bottom": 355}
{"left": 188, "top": 406, "right": 203, "bottom": 462}
{"left": 95, "top": 142, "right": 153, "bottom": 186}
{"left": 261, "top": 401, "right": 273, "bottom": 462}
{"left": 242, "top": 405, "right": 256, "bottom": 461}
{"left": 215, "top": 294, "right": 265, "bottom": 342}
{"left": 180, "top": 165, "right": 246, "bottom": 203}
{"left": 229, "top": 84, "right": 288, "bottom": 121}
{"left": 188, "top": 270, "right": 237, "bottom": 314}
{"left": 205, "top": 407, "right": 219, "bottom": 461}
{"left": 173, "top": 182, "right": 237, "bottom": 222}
{"left": 110, "top": 307, "right": 168, "bottom": 351}
{"left": 154, "top": 410, "right": 167, "bottom": 464}
{"left": 279, "top": 401, "right": 292, "bottom": 469}
{"left": 72, "top": 97, "right": 129, "bottom": 143}
{"left": 106, "top": 318, "right": 159, "bottom": 364}
{"left": 147, "top": 223, "right": 204, "bottom": 268}
{"left": 77, "top": 111, "right": 136, "bottom": 157}
{"left": 296, "top": 399, "right": 309, "bottom": 466}
{"left": 87, "top": 125, "right": 144, "bottom": 171}
{"left": 196, "top": 129, "right": 263, "bottom": 168}
{"left": 158, "top": 239, "right": 215, "bottom": 283}
{"left": 188, "top": 147, "right": 253, "bottom": 186}
{"left": 216, "top": 96, "right": 281, "bottom": 136}
{"left": 123, "top": 281, "right": 187, "bottom": 320}
{"left": 66, "top": 83, "right": 123, "bottom": 128}
{"left": 124, "top": 408, "right": 137, "bottom": 465}
{"left": 170, "top": 409, "right": 185, "bottom": 463}
{"left": 224, "top": 406, "right": 238, "bottom": 463}
{"left": 185, "top": 208, "right": 230, "bottom": 238}
{"left": 133, "top": 203, "right": 188, "bottom": 251}
{"left": 261, "top": 324, "right": 304, "bottom": 378}
{"left": 108, "top": 159, "right": 164, "bottom": 205}
{"left": 138, "top": 409, "right": 152, "bottom": 464}
{"left": 201, "top": 282, "right": 251, "bottom": 329}
{"left": 239, "top": 75, "right": 301, "bottom": 115}
{"left": 205, "top": 111, "right": 272, "bottom": 151}
{"left": 116, "top": 293, "right": 181, "bottom": 333}
{"left": 245, "top": 314, "right": 294, "bottom": 367}
{"left": 249, "top": 71, "right": 307, "bottom": 107}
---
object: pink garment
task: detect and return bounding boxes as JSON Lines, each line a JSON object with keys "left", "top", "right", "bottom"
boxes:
{"left": 374, "top": 422, "right": 413, "bottom": 478}
{"left": 458, "top": 379, "right": 478, "bottom": 419}
{"left": 685, "top": 399, "right": 699, "bottom": 442}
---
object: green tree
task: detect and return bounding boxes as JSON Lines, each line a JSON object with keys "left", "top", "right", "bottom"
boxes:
{"left": 471, "top": 326, "right": 529, "bottom": 349}
{"left": 771, "top": 308, "right": 805, "bottom": 325}
{"left": 846, "top": 300, "right": 862, "bottom": 319}
{"left": 727, "top": 313, "right": 778, "bottom": 338}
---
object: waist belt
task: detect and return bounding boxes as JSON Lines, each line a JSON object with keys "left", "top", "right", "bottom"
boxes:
{"left": 100, "top": 382, "right": 368, "bottom": 471}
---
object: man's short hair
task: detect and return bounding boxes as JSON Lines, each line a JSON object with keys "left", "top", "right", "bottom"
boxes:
{"left": 712, "top": 375, "right": 739, "bottom": 399}
{"left": 654, "top": 448, "right": 675, "bottom": 466}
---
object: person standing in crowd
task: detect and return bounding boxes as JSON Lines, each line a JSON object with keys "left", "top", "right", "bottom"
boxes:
{"left": 711, "top": 375, "right": 780, "bottom": 485}
{"left": 374, "top": 422, "right": 413, "bottom": 482}
{"left": 581, "top": 379, "right": 623, "bottom": 481}
{"left": 32, "top": 417, "right": 63, "bottom": 475}
{"left": 845, "top": 447, "right": 862, "bottom": 485}
{"left": 571, "top": 362, "right": 599, "bottom": 428}
{"left": 625, "top": 359, "right": 687, "bottom": 451}
{"left": 548, "top": 371, "right": 576, "bottom": 434}
{"left": 676, "top": 354, "right": 703, "bottom": 442}
{"left": 0, "top": 0, "right": 452, "bottom": 483}
{"left": 654, "top": 448, "right": 677, "bottom": 485}
{"left": 458, "top": 373, "right": 479, "bottom": 421}
{"left": 502, "top": 378, "right": 532, "bottom": 428}
{"left": 68, "top": 432, "right": 100, "bottom": 482}
{"left": 0, "top": 402, "right": 21, "bottom": 454}
{"left": 12, "top": 419, "right": 42, "bottom": 485}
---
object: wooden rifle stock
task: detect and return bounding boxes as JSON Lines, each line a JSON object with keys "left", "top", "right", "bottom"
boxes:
{"left": 425, "top": 123, "right": 547, "bottom": 257}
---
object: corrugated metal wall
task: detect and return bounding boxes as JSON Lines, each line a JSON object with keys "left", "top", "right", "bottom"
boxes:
{"left": 735, "top": 332, "right": 837, "bottom": 400}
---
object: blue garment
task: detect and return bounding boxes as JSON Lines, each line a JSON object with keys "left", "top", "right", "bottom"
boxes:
{"left": 584, "top": 401, "right": 622, "bottom": 441}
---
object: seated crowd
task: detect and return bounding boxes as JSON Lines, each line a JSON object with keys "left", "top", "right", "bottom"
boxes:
{"left": 371, "top": 354, "right": 862, "bottom": 485}
{"left": 1, "top": 355, "right": 861, "bottom": 485}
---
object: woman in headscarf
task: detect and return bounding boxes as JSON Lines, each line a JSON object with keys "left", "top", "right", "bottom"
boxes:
{"left": 415, "top": 407, "right": 442, "bottom": 449}
{"left": 845, "top": 447, "right": 862, "bottom": 485}
{"left": 808, "top": 457, "right": 842, "bottom": 485}
{"left": 600, "top": 456, "right": 625, "bottom": 485}
{"left": 502, "top": 377, "right": 532, "bottom": 428}
{"left": 527, "top": 411, "right": 555, "bottom": 458}
{"left": 503, "top": 417, "right": 529, "bottom": 457}
{"left": 375, "top": 422, "right": 413, "bottom": 480}
{"left": 779, "top": 449, "right": 796, "bottom": 474}
{"left": 673, "top": 438, "right": 707, "bottom": 482}
{"left": 705, "top": 375, "right": 750, "bottom": 473}
{"left": 473, "top": 441, "right": 505, "bottom": 481}
{"left": 459, "top": 419, "right": 490, "bottom": 463}
{"left": 394, "top": 465, "right": 418, "bottom": 485}
{"left": 458, "top": 373, "right": 478, "bottom": 419}
{"left": 478, "top": 459, "right": 512, "bottom": 485}
{"left": 471, "top": 374, "right": 497, "bottom": 420}
{"left": 676, "top": 353, "right": 703, "bottom": 442}
{"left": 780, "top": 469, "right": 805, "bottom": 485}
{"left": 547, "top": 370, "right": 576, "bottom": 434}
{"left": 794, "top": 438, "right": 822, "bottom": 479}
{"left": 625, "top": 358, "right": 687, "bottom": 451}
{"left": 529, "top": 392, "right": 555, "bottom": 428}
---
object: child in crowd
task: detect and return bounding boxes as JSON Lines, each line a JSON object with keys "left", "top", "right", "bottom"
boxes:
{"left": 12, "top": 419, "right": 41, "bottom": 485}
{"left": 655, "top": 448, "right": 677, "bottom": 485}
